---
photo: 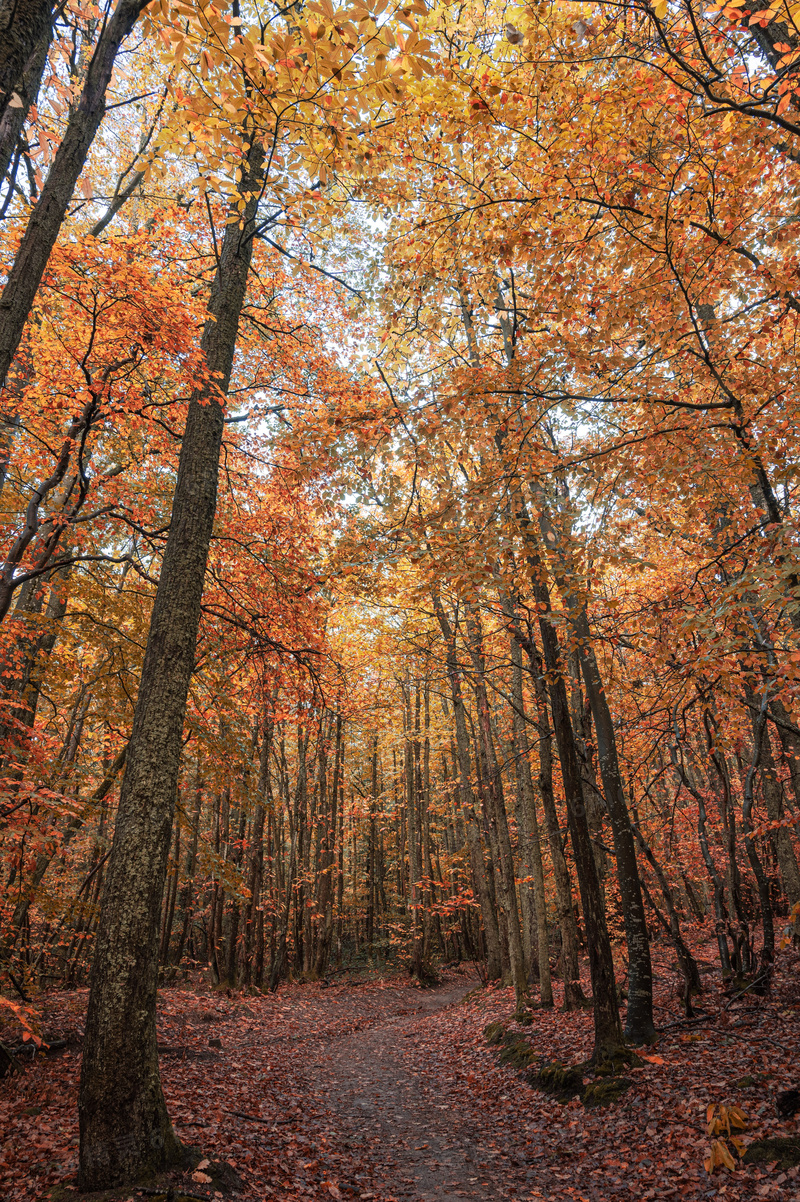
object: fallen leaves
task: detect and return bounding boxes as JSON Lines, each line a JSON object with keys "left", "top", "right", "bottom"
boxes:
{"left": 2, "top": 945, "right": 800, "bottom": 1201}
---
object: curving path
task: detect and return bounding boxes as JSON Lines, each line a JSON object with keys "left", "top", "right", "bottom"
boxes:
{"left": 302, "top": 982, "right": 535, "bottom": 1202}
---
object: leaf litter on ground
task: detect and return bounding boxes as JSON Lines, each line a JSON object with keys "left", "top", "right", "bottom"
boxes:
{"left": 0, "top": 940, "right": 799, "bottom": 1202}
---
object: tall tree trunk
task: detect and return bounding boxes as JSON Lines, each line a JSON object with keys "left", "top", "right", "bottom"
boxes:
{"left": 465, "top": 606, "right": 528, "bottom": 1014}
{"left": 743, "top": 693, "right": 776, "bottom": 986}
{"left": 159, "top": 808, "right": 181, "bottom": 965}
{"left": 745, "top": 687, "right": 800, "bottom": 913}
{"left": 314, "top": 713, "right": 342, "bottom": 977}
{"left": 513, "top": 615, "right": 585, "bottom": 1008}
{"left": 503, "top": 602, "right": 553, "bottom": 1006}
{"left": 671, "top": 740, "right": 733, "bottom": 975}
{"left": 224, "top": 803, "right": 247, "bottom": 986}
{"left": 534, "top": 495, "right": 656, "bottom": 1043}
{"left": 405, "top": 678, "right": 423, "bottom": 978}
{"left": 270, "top": 724, "right": 305, "bottom": 990}
{"left": 242, "top": 713, "right": 273, "bottom": 987}
{"left": 77, "top": 131, "right": 265, "bottom": 1190}
{"left": 433, "top": 594, "right": 503, "bottom": 980}
{"left": 629, "top": 806, "right": 702, "bottom": 999}
{"left": 169, "top": 774, "right": 202, "bottom": 980}
{"left": 513, "top": 501, "right": 623, "bottom": 1058}
{"left": 366, "top": 735, "right": 378, "bottom": 949}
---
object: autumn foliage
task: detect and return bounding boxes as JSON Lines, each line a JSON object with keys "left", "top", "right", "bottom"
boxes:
{"left": 0, "top": 0, "right": 800, "bottom": 1194}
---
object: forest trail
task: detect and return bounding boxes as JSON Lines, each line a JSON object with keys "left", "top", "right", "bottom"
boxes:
{"left": 301, "top": 980, "right": 536, "bottom": 1202}
{"left": 3, "top": 958, "right": 800, "bottom": 1202}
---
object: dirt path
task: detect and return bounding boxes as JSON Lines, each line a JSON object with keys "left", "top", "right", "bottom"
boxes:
{"left": 302, "top": 981, "right": 535, "bottom": 1202}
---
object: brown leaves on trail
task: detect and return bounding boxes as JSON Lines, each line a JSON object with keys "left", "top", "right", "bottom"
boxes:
{"left": 0, "top": 975, "right": 441, "bottom": 1202}
{"left": 2, "top": 947, "right": 800, "bottom": 1201}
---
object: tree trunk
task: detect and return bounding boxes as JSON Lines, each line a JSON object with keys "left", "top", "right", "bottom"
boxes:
{"left": 513, "top": 504, "right": 623, "bottom": 1058}
{"left": 366, "top": 735, "right": 378, "bottom": 949}
{"left": 743, "top": 694, "right": 775, "bottom": 986}
{"left": 746, "top": 688, "right": 800, "bottom": 911}
{"left": 671, "top": 741, "right": 733, "bottom": 975}
{"left": 77, "top": 132, "right": 265, "bottom": 1190}
{"left": 503, "top": 605, "right": 553, "bottom": 1006}
{"left": 630, "top": 808, "right": 702, "bottom": 999}
{"left": 314, "top": 713, "right": 342, "bottom": 977}
{"left": 0, "top": 0, "right": 51, "bottom": 127}
{"left": 514, "top": 617, "right": 585, "bottom": 1009}
{"left": 405, "top": 679, "right": 423, "bottom": 978}
{"left": 432, "top": 594, "right": 503, "bottom": 980}
{"left": 242, "top": 714, "right": 273, "bottom": 987}
{"left": 270, "top": 725, "right": 305, "bottom": 990}
{"left": 169, "top": 774, "right": 202, "bottom": 980}
{"left": 465, "top": 606, "right": 528, "bottom": 1013}
{"left": 0, "top": 23, "right": 50, "bottom": 184}
{"left": 534, "top": 496, "right": 655, "bottom": 1043}
{"left": 159, "top": 809, "right": 181, "bottom": 965}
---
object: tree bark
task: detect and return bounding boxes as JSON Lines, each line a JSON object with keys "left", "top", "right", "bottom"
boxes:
{"left": 314, "top": 713, "right": 342, "bottom": 977}
{"left": 464, "top": 606, "right": 528, "bottom": 1013}
{"left": 0, "top": 0, "right": 51, "bottom": 127}
{"left": 77, "top": 132, "right": 265, "bottom": 1190}
{"left": 503, "top": 603, "right": 553, "bottom": 1006}
{"left": 671, "top": 739, "right": 733, "bottom": 975}
{"left": 534, "top": 494, "right": 655, "bottom": 1043}
{"left": 433, "top": 594, "right": 503, "bottom": 980}
{"left": 743, "top": 693, "right": 775, "bottom": 985}
{"left": 511, "top": 610, "right": 586, "bottom": 1008}
{"left": 513, "top": 502, "right": 623, "bottom": 1057}
{"left": 0, "top": 22, "right": 49, "bottom": 184}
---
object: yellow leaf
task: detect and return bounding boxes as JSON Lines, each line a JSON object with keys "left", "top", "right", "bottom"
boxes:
{"left": 653, "top": 0, "right": 668, "bottom": 15}
{"left": 718, "top": 1142, "right": 736, "bottom": 1171}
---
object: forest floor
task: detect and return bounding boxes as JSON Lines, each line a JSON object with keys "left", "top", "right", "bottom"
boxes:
{"left": 1, "top": 938, "right": 799, "bottom": 1202}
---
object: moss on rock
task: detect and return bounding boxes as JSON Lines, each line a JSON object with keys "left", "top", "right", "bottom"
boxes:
{"left": 498, "top": 1037, "right": 536, "bottom": 1070}
{"left": 593, "top": 1046, "right": 643, "bottom": 1077}
{"left": 484, "top": 1021, "right": 507, "bottom": 1046}
{"left": 533, "top": 1061, "right": 585, "bottom": 1101}
{"left": 583, "top": 1076, "right": 634, "bottom": 1107}
{"left": 742, "top": 1137, "right": 800, "bottom": 1169}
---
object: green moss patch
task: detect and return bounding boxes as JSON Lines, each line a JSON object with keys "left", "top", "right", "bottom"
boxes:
{"left": 593, "top": 1046, "right": 643, "bottom": 1076}
{"left": 497, "top": 1036, "right": 536, "bottom": 1070}
{"left": 532, "top": 1061, "right": 585, "bottom": 1102}
{"left": 483, "top": 1021, "right": 507, "bottom": 1046}
{"left": 742, "top": 1137, "right": 800, "bottom": 1169}
{"left": 727, "top": 1072, "right": 770, "bottom": 1090}
{"left": 583, "top": 1076, "right": 634, "bottom": 1107}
